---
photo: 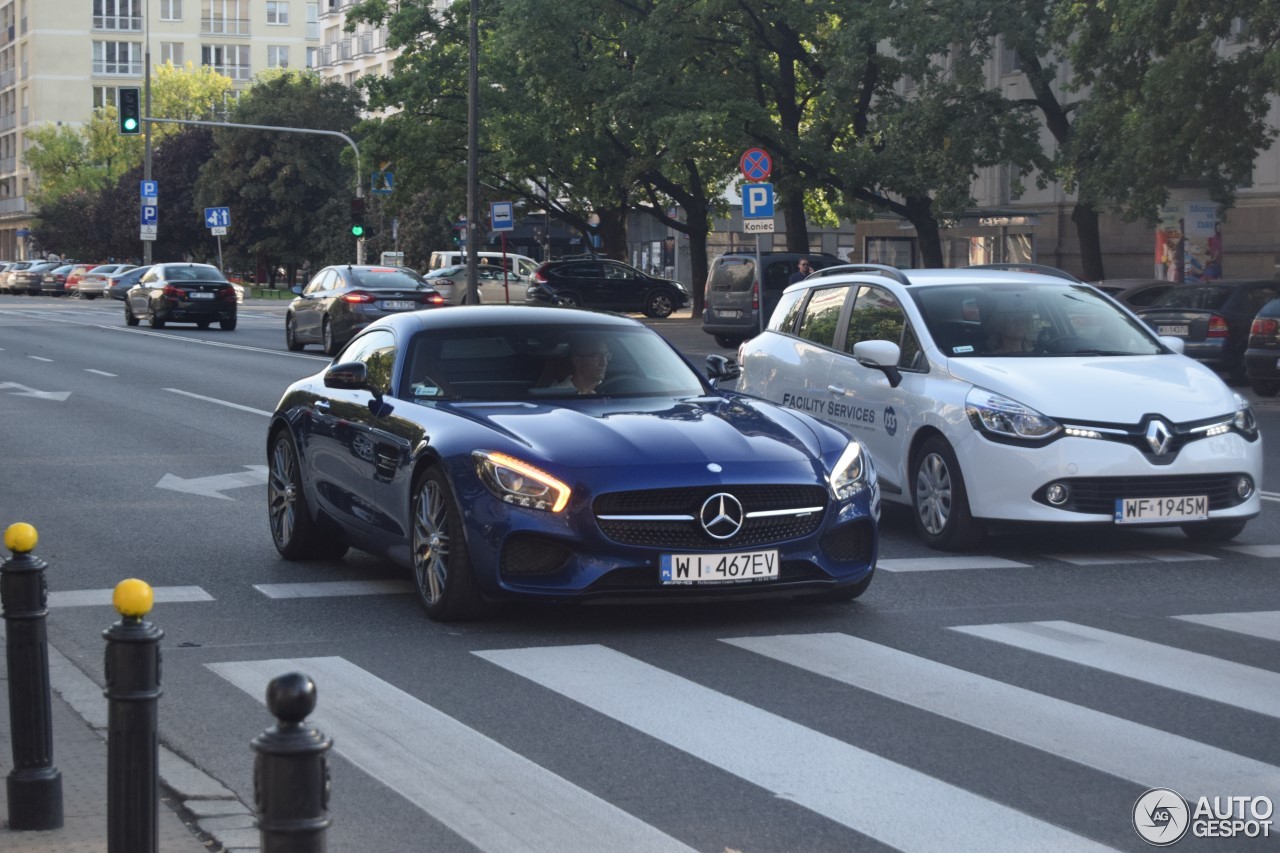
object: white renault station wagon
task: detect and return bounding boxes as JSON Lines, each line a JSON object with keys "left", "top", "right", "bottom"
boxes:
{"left": 736, "top": 264, "right": 1263, "bottom": 550}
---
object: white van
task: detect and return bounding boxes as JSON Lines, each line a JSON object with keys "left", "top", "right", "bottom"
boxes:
{"left": 428, "top": 250, "right": 539, "bottom": 279}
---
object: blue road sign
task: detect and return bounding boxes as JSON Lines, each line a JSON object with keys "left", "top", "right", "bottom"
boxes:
{"left": 371, "top": 171, "right": 394, "bottom": 194}
{"left": 490, "top": 201, "right": 514, "bottom": 232}
{"left": 140, "top": 180, "right": 158, "bottom": 198}
{"left": 141, "top": 205, "right": 158, "bottom": 226}
{"left": 204, "top": 207, "right": 230, "bottom": 228}
{"left": 743, "top": 183, "right": 774, "bottom": 218}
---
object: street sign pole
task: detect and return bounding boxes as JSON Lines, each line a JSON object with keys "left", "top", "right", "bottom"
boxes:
{"left": 216, "top": 235, "right": 223, "bottom": 272}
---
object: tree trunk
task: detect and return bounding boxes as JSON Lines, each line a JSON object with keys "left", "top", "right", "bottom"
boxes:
{"left": 1072, "top": 202, "right": 1105, "bottom": 281}
{"left": 905, "top": 196, "right": 943, "bottom": 267}
{"left": 783, "top": 188, "right": 809, "bottom": 253}
{"left": 595, "top": 207, "right": 629, "bottom": 260}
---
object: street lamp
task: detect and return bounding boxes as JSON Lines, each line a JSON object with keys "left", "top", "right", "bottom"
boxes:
{"left": 465, "top": 0, "right": 479, "bottom": 303}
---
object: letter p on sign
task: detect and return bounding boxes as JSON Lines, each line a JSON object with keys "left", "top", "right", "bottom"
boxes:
{"left": 744, "top": 183, "right": 774, "bottom": 218}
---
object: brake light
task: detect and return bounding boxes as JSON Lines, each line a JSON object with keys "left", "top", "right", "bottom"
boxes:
{"left": 1207, "top": 316, "right": 1229, "bottom": 338}
{"left": 751, "top": 281, "right": 759, "bottom": 311}
{"left": 532, "top": 270, "right": 548, "bottom": 284}
{"left": 1252, "top": 317, "right": 1278, "bottom": 337}
{"left": 162, "top": 284, "right": 187, "bottom": 299}
{"left": 341, "top": 291, "right": 376, "bottom": 304}
{"left": 218, "top": 286, "right": 236, "bottom": 301}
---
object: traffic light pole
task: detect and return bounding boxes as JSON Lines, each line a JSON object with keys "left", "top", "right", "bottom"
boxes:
{"left": 143, "top": 0, "right": 152, "bottom": 265}
{"left": 143, "top": 118, "right": 365, "bottom": 264}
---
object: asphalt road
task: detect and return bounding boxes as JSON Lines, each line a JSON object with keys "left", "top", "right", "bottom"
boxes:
{"left": 1, "top": 293, "right": 1278, "bottom": 852}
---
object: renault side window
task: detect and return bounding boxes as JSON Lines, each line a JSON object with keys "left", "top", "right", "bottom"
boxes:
{"left": 845, "top": 285, "right": 922, "bottom": 369}
{"left": 795, "top": 286, "right": 852, "bottom": 347}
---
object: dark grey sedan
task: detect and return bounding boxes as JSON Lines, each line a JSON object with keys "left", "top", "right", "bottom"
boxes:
{"left": 285, "top": 265, "right": 444, "bottom": 355}
{"left": 124, "top": 263, "right": 238, "bottom": 330}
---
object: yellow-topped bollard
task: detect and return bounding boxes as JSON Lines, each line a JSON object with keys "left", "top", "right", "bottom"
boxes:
{"left": 4, "top": 521, "right": 38, "bottom": 554}
{"left": 112, "top": 578, "right": 154, "bottom": 619}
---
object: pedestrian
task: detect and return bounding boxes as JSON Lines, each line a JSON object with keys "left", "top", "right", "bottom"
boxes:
{"left": 789, "top": 258, "right": 812, "bottom": 284}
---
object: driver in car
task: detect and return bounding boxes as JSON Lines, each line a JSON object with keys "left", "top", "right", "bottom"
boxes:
{"left": 551, "top": 333, "right": 612, "bottom": 394}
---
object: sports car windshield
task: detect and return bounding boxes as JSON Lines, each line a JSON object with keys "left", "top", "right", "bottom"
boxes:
{"left": 910, "top": 282, "right": 1166, "bottom": 358}
{"left": 403, "top": 323, "right": 708, "bottom": 401}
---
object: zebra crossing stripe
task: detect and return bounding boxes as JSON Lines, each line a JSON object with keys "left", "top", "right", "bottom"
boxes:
{"left": 475, "top": 644, "right": 1111, "bottom": 853}
{"left": 48, "top": 585, "right": 213, "bottom": 607}
{"left": 722, "top": 633, "right": 1277, "bottom": 798}
{"left": 876, "top": 556, "right": 1030, "bottom": 572}
{"left": 208, "top": 656, "right": 693, "bottom": 853}
{"left": 1224, "top": 544, "right": 1280, "bottom": 558}
{"left": 253, "top": 579, "right": 414, "bottom": 598}
{"left": 1045, "top": 550, "right": 1214, "bottom": 565}
{"left": 1175, "top": 610, "right": 1280, "bottom": 643}
{"left": 951, "top": 621, "right": 1280, "bottom": 718}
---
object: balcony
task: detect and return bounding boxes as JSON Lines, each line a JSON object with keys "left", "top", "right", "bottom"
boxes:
{"left": 0, "top": 196, "right": 27, "bottom": 215}
{"left": 202, "top": 16, "right": 250, "bottom": 36}
{"left": 93, "top": 15, "right": 143, "bottom": 31}
{"left": 207, "top": 62, "right": 251, "bottom": 81}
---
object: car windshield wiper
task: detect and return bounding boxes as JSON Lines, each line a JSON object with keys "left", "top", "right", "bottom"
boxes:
{"left": 1058, "top": 349, "right": 1139, "bottom": 356}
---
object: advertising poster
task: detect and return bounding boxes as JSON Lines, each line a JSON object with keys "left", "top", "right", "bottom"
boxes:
{"left": 1155, "top": 201, "right": 1221, "bottom": 282}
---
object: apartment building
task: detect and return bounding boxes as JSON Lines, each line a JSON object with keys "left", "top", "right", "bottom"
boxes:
{"left": 311, "top": 0, "right": 401, "bottom": 91}
{"left": 0, "top": 0, "right": 319, "bottom": 260}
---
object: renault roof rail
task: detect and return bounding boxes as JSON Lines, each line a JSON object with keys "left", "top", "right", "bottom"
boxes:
{"left": 965, "top": 263, "right": 1082, "bottom": 283}
{"left": 809, "top": 263, "right": 913, "bottom": 286}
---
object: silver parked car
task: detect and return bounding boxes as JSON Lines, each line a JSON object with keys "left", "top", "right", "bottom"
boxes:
{"left": 75, "top": 263, "right": 138, "bottom": 299}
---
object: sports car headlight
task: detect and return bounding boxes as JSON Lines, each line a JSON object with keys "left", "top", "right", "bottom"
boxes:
{"left": 473, "top": 451, "right": 570, "bottom": 512}
{"left": 828, "top": 440, "right": 873, "bottom": 501}
{"left": 1233, "top": 393, "right": 1259, "bottom": 439}
{"left": 965, "top": 388, "right": 1061, "bottom": 440}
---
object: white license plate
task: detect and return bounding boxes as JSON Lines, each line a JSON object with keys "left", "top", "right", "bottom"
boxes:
{"left": 1157, "top": 324, "right": 1189, "bottom": 336}
{"left": 660, "top": 549, "right": 779, "bottom": 585}
{"left": 1114, "top": 495, "right": 1208, "bottom": 524}
{"left": 381, "top": 300, "right": 415, "bottom": 310}
{"left": 189, "top": 292, "right": 214, "bottom": 299}
{"left": 719, "top": 309, "right": 742, "bottom": 319}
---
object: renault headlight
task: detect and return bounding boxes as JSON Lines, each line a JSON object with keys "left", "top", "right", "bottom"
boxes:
{"left": 473, "top": 451, "right": 571, "bottom": 512}
{"left": 829, "top": 440, "right": 874, "bottom": 501}
{"left": 965, "top": 388, "right": 1061, "bottom": 441}
{"left": 1233, "top": 393, "right": 1259, "bottom": 439}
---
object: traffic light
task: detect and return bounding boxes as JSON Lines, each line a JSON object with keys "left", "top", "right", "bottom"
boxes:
{"left": 350, "top": 197, "right": 365, "bottom": 237}
{"left": 118, "top": 88, "right": 141, "bottom": 135}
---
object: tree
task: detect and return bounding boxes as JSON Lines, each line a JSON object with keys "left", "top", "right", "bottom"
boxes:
{"left": 196, "top": 70, "right": 365, "bottom": 282}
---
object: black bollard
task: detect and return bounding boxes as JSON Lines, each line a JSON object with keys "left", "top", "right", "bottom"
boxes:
{"left": 103, "top": 578, "right": 163, "bottom": 853}
{"left": 253, "top": 672, "right": 332, "bottom": 853}
{"left": 1, "top": 523, "right": 63, "bottom": 830}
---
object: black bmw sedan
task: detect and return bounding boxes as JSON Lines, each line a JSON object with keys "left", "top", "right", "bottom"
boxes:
{"left": 124, "top": 263, "right": 238, "bottom": 330}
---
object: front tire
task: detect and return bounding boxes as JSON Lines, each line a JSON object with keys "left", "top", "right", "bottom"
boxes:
{"left": 286, "top": 316, "right": 304, "bottom": 351}
{"left": 644, "top": 290, "right": 675, "bottom": 318}
{"left": 911, "top": 436, "right": 983, "bottom": 550}
{"left": 1250, "top": 378, "right": 1279, "bottom": 397}
{"left": 411, "top": 467, "right": 487, "bottom": 622}
{"left": 125, "top": 306, "right": 139, "bottom": 326}
{"left": 220, "top": 315, "right": 237, "bottom": 331}
{"left": 1181, "top": 519, "right": 1248, "bottom": 542}
{"left": 268, "top": 428, "right": 349, "bottom": 561}
{"left": 149, "top": 312, "right": 165, "bottom": 329}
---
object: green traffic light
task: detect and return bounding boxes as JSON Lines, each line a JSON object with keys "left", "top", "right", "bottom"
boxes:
{"left": 351, "top": 225, "right": 365, "bottom": 237}
{"left": 123, "top": 118, "right": 138, "bottom": 131}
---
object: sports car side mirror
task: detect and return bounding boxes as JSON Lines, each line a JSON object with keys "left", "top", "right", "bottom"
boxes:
{"left": 705, "top": 354, "right": 740, "bottom": 385}
{"left": 324, "top": 362, "right": 368, "bottom": 390}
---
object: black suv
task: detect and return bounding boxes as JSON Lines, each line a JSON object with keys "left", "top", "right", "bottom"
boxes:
{"left": 701, "top": 251, "right": 843, "bottom": 347}
{"left": 526, "top": 258, "right": 690, "bottom": 318}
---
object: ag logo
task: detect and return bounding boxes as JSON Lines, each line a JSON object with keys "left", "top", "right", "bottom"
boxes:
{"left": 883, "top": 406, "right": 898, "bottom": 437}
{"left": 1133, "top": 788, "right": 1189, "bottom": 845}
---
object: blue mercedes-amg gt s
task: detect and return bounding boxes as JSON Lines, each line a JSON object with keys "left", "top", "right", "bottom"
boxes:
{"left": 267, "top": 306, "right": 879, "bottom": 621}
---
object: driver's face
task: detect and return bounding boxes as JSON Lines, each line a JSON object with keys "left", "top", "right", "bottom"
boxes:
{"left": 573, "top": 348, "right": 611, "bottom": 382}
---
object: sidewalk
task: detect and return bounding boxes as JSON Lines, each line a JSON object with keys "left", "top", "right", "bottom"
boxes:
{"left": 0, "top": 631, "right": 259, "bottom": 852}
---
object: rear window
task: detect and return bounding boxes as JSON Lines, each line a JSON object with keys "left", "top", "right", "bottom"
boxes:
{"left": 708, "top": 258, "right": 755, "bottom": 292}
{"left": 1149, "top": 286, "right": 1230, "bottom": 310}
{"left": 164, "top": 265, "right": 225, "bottom": 282}
{"left": 351, "top": 268, "right": 427, "bottom": 289}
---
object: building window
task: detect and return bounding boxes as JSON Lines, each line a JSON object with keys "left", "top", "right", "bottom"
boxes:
{"left": 266, "top": 1, "right": 290, "bottom": 24}
{"left": 864, "top": 237, "right": 916, "bottom": 269}
{"left": 1000, "top": 37, "right": 1023, "bottom": 75}
{"left": 160, "top": 42, "right": 184, "bottom": 65}
{"left": 159, "top": 0, "right": 182, "bottom": 20}
{"left": 92, "top": 41, "right": 143, "bottom": 75}
{"left": 202, "top": 43, "right": 251, "bottom": 80}
{"left": 268, "top": 45, "right": 289, "bottom": 67}
{"left": 92, "top": 86, "right": 121, "bottom": 110}
{"left": 93, "top": 0, "right": 142, "bottom": 31}
{"left": 306, "top": 46, "right": 317, "bottom": 67}
{"left": 203, "top": 0, "right": 249, "bottom": 35}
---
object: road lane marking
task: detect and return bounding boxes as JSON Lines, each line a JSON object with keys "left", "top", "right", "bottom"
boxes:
{"left": 254, "top": 580, "right": 414, "bottom": 598}
{"left": 164, "top": 388, "right": 273, "bottom": 416}
{"left": 1224, "top": 544, "right": 1280, "bottom": 557}
{"left": 1175, "top": 610, "right": 1280, "bottom": 642}
{"left": 1045, "top": 549, "right": 1214, "bottom": 565}
{"left": 877, "top": 556, "right": 1030, "bottom": 572}
{"left": 210, "top": 656, "right": 694, "bottom": 853}
{"left": 722, "top": 632, "right": 1277, "bottom": 798}
{"left": 85, "top": 368, "right": 116, "bottom": 376}
{"left": 476, "top": 644, "right": 1110, "bottom": 853}
{"left": 952, "top": 620, "right": 1280, "bottom": 718}
{"left": 27, "top": 355, "right": 53, "bottom": 361}
{"left": 49, "top": 586, "right": 213, "bottom": 607}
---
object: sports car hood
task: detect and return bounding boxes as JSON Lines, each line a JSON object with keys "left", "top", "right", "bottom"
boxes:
{"left": 440, "top": 395, "right": 833, "bottom": 469}
{"left": 946, "top": 355, "right": 1240, "bottom": 422}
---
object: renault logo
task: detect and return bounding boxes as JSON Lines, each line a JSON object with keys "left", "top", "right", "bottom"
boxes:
{"left": 700, "top": 493, "right": 744, "bottom": 540}
{"left": 1145, "top": 419, "right": 1173, "bottom": 456}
